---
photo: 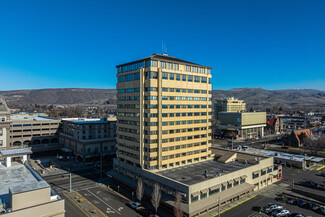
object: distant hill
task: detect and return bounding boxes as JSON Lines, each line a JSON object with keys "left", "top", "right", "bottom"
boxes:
{"left": 0, "top": 88, "right": 117, "bottom": 106}
{"left": 1, "top": 88, "right": 325, "bottom": 111}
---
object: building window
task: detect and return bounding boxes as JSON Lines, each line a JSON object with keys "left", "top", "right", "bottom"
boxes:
{"left": 253, "top": 173, "right": 259, "bottom": 179}
{"left": 209, "top": 188, "right": 220, "bottom": 195}
{"left": 169, "top": 73, "right": 175, "bottom": 80}
{"left": 182, "top": 74, "right": 186, "bottom": 81}
{"left": 118, "top": 75, "right": 125, "bottom": 82}
{"left": 234, "top": 180, "right": 239, "bottom": 186}
{"left": 221, "top": 185, "right": 226, "bottom": 191}
{"left": 267, "top": 168, "right": 273, "bottom": 173}
{"left": 167, "top": 62, "right": 173, "bottom": 69}
{"left": 192, "top": 66, "right": 198, "bottom": 73}
{"left": 200, "top": 192, "right": 207, "bottom": 199}
{"left": 185, "top": 65, "right": 191, "bottom": 71}
{"left": 227, "top": 183, "right": 232, "bottom": 189}
{"left": 240, "top": 178, "right": 246, "bottom": 184}
{"left": 173, "top": 63, "right": 179, "bottom": 70}
{"left": 162, "top": 72, "right": 168, "bottom": 79}
{"left": 188, "top": 75, "right": 193, "bottom": 82}
{"left": 191, "top": 196, "right": 198, "bottom": 203}
{"left": 176, "top": 74, "right": 180, "bottom": 81}
{"left": 160, "top": 61, "right": 166, "bottom": 68}
{"left": 194, "top": 76, "right": 200, "bottom": 83}
{"left": 201, "top": 77, "right": 207, "bottom": 83}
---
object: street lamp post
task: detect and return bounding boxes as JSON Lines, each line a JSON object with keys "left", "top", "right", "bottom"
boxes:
{"left": 217, "top": 197, "right": 220, "bottom": 217}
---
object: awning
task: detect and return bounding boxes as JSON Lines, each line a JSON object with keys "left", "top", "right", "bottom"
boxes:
{"left": 200, "top": 189, "right": 208, "bottom": 194}
{"left": 267, "top": 166, "right": 273, "bottom": 170}
{"left": 241, "top": 175, "right": 247, "bottom": 179}
{"left": 227, "top": 181, "right": 233, "bottom": 185}
{"left": 253, "top": 171, "right": 259, "bottom": 175}
{"left": 261, "top": 168, "right": 267, "bottom": 172}
{"left": 191, "top": 191, "right": 200, "bottom": 197}
{"left": 209, "top": 184, "right": 220, "bottom": 191}
{"left": 221, "top": 182, "right": 227, "bottom": 186}
{"left": 233, "top": 177, "right": 240, "bottom": 182}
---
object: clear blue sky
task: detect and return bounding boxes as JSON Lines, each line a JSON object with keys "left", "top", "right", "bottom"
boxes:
{"left": 0, "top": 0, "right": 324, "bottom": 91}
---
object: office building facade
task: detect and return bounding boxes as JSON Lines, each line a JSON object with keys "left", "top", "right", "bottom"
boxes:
{"left": 0, "top": 98, "right": 11, "bottom": 150}
{"left": 59, "top": 117, "right": 117, "bottom": 162}
{"left": 115, "top": 54, "right": 213, "bottom": 172}
{"left": 213, "top": 97, "right": 246, "bottom": 120}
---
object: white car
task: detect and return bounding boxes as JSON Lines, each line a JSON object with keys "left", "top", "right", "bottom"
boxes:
{"left": 319, "top": 206, "right": 325, "bottom": 215}
{"left": 263, "top": 204, "right": 283, "bottom": 213}
{"left": 128, "top": 202, "right": 143, "bottom": 210}
{"left": 272, "top": 209, "right": 290, "bottom": 217}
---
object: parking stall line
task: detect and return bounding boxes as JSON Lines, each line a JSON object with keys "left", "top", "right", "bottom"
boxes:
{"left": 86, "top": 189, "right": 121, "bottom": 215}
{"left": 75, "top": 191, "right": 109, "bottom": 217}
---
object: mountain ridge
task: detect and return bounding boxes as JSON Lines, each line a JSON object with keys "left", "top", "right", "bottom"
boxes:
{"left": 1, "top": 88, "right": 325, "bottom": 111}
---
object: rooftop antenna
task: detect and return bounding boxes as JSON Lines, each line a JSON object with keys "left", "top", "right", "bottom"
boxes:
{"left": 162, "top": 40, "right": 168, "bottom": 56}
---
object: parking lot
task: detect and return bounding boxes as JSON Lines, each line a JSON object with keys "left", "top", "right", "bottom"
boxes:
{"left": 216, "top": 167, "right": 325, "bottom": 217}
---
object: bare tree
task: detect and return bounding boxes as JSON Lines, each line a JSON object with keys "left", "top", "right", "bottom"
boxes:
{"left": 151, "top": 182, "right": 161, "bottom": 214}
{"left": 136, "top": 177, "right": 144, "bottom": 203}
{"left": 174, "top": 192, "right": 183, "bottom": 217}
{"left": 304, "top": 136, "right": 325, "bottom": 156}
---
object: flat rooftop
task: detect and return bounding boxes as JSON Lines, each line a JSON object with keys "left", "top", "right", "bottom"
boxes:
{"left": 10, "top": 116, "right": 56, "bottom": 121}
{"left": 0, "top": 148, "right": 32, "bottom": 157}
{"left": 156, "top": 160, "right": 251, "bottom": 185}
{"left": 62, "top": 117, "right": 116, "bottom": 124}
{"left": 0, "top": 163, "right": 49, "bottom": 204}
{"left": 241, "top": 147, "right": 324, "bottom": 163}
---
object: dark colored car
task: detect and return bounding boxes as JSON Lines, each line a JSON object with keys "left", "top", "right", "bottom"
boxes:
{"left": 308, "top": 201, "right": 319, "bottom": 211}
{"left": 297, "top": 199, "right": 306, "bottom": 207}
{"left": 138, "top": 209, "right": 155, "bottom": 217}
{"left": 286, "top": 197, "right": 297, "bottom": 204}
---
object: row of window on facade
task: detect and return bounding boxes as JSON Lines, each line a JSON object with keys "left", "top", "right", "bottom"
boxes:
{"left": 118, "top": 71, "right": 210, "bottom": 84}
{"left": 117, "top": 104, "right": 212, "bottom": 109}
{"left": 117, "top": 60, "right": 211, "bottom": 74}
{"left": 118, "top": 96, "right": 212, "bottom": 101}
{"left": 118, "top": 132, "right": 209, "bottom": 144}
{"left": 191, "top": 178, "right": 247, "bottom": 203}
{"left": 118, "top": 87, "right": 212, "bottom": 94}
{"left": 118, "top": 112, "right": 210, "bottom": 118}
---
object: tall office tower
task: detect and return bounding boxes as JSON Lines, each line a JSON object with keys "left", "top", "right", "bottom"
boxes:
{"left": 115, "top": 54, "right": 212, "bottom": 172}
{"left": 214, "top": 97, "right": 246, "bottom": 120}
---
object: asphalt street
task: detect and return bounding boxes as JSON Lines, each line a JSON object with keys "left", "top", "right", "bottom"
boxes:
{"left": 77, "top": 186, "right": 140, "bottom": 217}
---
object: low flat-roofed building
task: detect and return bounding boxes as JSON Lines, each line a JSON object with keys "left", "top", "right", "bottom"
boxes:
{"left": 0, "top": 149, "right": 65, "bottom": 216}
{"left": 59, "top": 117, "right": 117, "bottom": 162}
{"left": 239, "top": 146, "right": 325, "bottom": 168}
{"left": 9, "top": 115, "right": 61, "bottom": 153}
{"left": 110, "top": 147, "right": 278, "bottom": 217}
{"left": 218, "top": 112, "right": 266, "bottom": 139}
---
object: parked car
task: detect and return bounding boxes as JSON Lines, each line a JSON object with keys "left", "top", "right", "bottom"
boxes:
{"left": 272, "top": 209, "right": 290, "bottom": 217}
{"left": 286, "top": 197, "right": 297, "bottom": 204}
{"left": 128, "top": 202, "right": 143, "bottom": 210}
{"left": 308, "top": 201, "right": 319, "bottom": 211}
{"left": 263, "top": 204, "right": 283, "bottom": 213}
{"left": 319, "top": 206, "right": 325, "bottom": 215}
{"left": 138, "top": 209, "right": 155, "bottom": 217}
{"left": 297, "top": 199, "right": 306, "bottom": 207}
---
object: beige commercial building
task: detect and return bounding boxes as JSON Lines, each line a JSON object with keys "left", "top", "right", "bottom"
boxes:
{"left": 0, "top": 149, "right": 65, "bottom": 216}
{"left": 0, "top": 98, "right": 11, "bottom": 150}
{"left": 115, "top": 54, "right": 213, "bottom": 171}
{"left": 214, "top": 97, "right": 246, "bottom": 119}
{"left": 109, "top": 55, "right": 278, "bottom": 217}
{"left": 218, "top": 112, "right": 266, "bottom": 139}
{"left": 59, "top": 117, "right": 117, "bottom": 162}
{"left": 9, "top": 115, "right": 61, "bottom": 153}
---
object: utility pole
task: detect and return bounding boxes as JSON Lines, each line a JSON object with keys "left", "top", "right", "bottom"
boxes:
{"left": 217, "top": 197, "right": 220, "bottom": 217}
{"left": 69, "top": 169, "right": 72, "bottom": 193}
